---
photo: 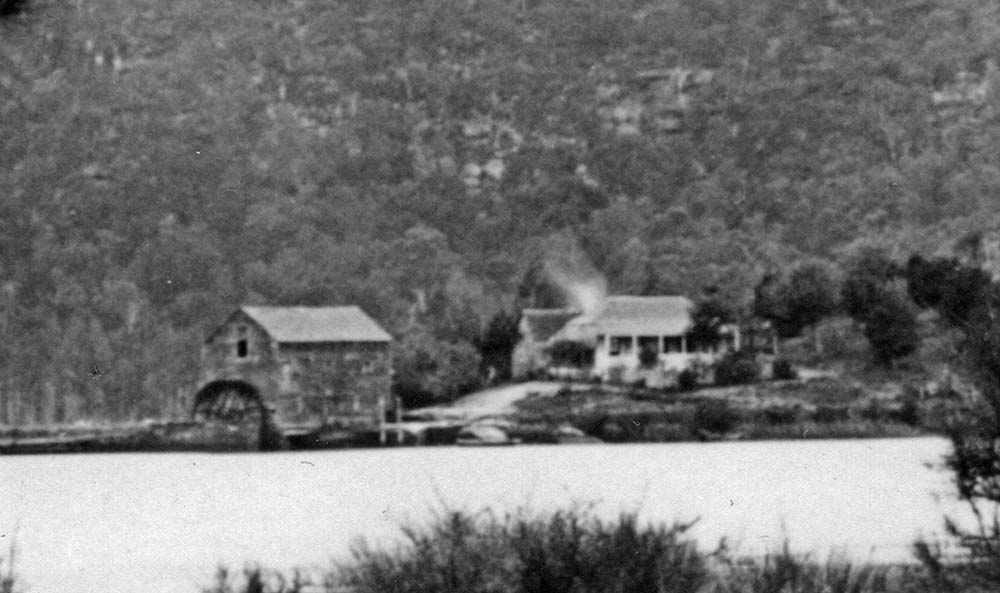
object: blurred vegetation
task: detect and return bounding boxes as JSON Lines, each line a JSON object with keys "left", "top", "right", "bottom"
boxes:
{"left": 201, "top": 508, "right": 959, "bottom": 593}
{"left": 4, "top": 0, "right": 1000, "bottom": 420}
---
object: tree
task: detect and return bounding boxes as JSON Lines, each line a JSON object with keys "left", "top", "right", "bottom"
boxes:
{"left": 688, "top": 292, "right": 734, "bottom": 351}
{"left": 391, "top": 325, "right": 482, "bottom": 409}
{"left": 906, "top": 255, "right": 955, "bottom": 310}
{"left": 753, "top": 261, "right": 839, "bottom": 350}
{"left": 841, "top": 249, "right": 919, "bottom": 366}
{"left": 784, "top": 262, "right": 839, "bottom": 344}
{"left": 478, "top": 310, "right": 521, "bottom": 382}
{"left": 862, "top": 285, "right": 919, "bottom": 367}
{"left": 911, "top": 262, "right": 1000, "bottom": 586}
{"left": 752, "top": 272, "right": 797, "bottom": 337}
{"left": 841, "top": 248, "right": 900, "bottom": 321}
{"left": 0, "top": 0, "right": 26, "bottom": 18}
{"left": 906, "top": 254, "right": 990, "bottom": 324}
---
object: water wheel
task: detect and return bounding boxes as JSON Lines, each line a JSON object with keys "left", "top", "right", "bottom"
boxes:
{"left": 193, "top": 380, "right": 264, "bottom": 424}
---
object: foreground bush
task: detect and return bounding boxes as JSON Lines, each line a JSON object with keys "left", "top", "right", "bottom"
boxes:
{"left": 202, "top": 509, "right": 959, "bottom": 593}
{"left": 339, "top": 509, "right": 706, "bottom": 593}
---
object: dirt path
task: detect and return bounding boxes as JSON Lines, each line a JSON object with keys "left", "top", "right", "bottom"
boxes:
{"left": 413, "top": 381, "right": 565, "bottom": 420}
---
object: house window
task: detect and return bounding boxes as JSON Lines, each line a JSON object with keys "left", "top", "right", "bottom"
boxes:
{"left": 664, "top": 336, "right": 684, "bottom": 353}
{"left": 638, "top": 336, "right": 659, "bottom": 354}
{"left": 609, "top": 336, "right": 633, "bottom": 356}
{"left": 722, "top": 333, "right": 736, "bottom": 351}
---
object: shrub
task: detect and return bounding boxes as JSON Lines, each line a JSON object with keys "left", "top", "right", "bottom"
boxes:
{"left": 763, "top": 405, "right": 800, "bottom": 425}
{"left": 336, "top": 509, "right": 707, "bottom": 593}
{"left": 772, "top": 359, "right": 797, "bottom": 380}
{"left": 723, "top": 545, "right": 895, "bottom": 593}
{"left": 202, "top": 565, "right": 307, "bottom": 593}
{"left": 205, "top": 511, "right": 948, "bottom": 593}
{"left": 643, "top": 422, "right": 692, "bottom": 441}
{"left": 677, "top": 368, "right": 699, "bottom": 391}
{"left": 888, "top": 399, "right": 921, "bottom": 426}
{"left": 714, "top": 351, "right": 759, "bottom": 386}
{"left": 813, "top": 405, "right": 850, "bottom": 423}
{"left": 693, "top": 399, "right": 738, "bottom": 434}
{"left": 859, "top": 400, "right": 883, "bottom": 422}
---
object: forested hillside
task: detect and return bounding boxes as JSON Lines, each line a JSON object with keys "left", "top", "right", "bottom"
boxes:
{"left": 2, "top": 0, "right": 1000, "bottom": 423}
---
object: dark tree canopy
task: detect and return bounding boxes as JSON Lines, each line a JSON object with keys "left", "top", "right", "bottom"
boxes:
{"left": 478, "top": 310, "right": 521, "bottom": 381}
{"left": 842, "top": 249, "right": 900, "bottom": 322}
{"left": 753, "top": 273, "right": 797, "bottom": 337}
{"left": 862, "top": 286, "right": 919, "bottom": 367}
{"left": 785, "top": 262, "right": 839, "bottom": 329}
{"left": 753, "top": 261, "right": 839, "bottom": 339}
{"left": 906, "top": 255, "right": 991, "bottom": 325}
{"left": 689, "top": 295, "right": 734, "bottom": 346}
{"left": 907, "top": 257, "right": 1000, "bottom": 583}
{"left": 0, "top": 0, "right": 26, "bottom": 17}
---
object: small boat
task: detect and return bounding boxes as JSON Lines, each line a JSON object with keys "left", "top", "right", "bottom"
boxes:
{"left": 553, "top": 424, "right": 602, "bottom": 444}
{"left": 456, "top": 424, "right": 518, "bottom": 446}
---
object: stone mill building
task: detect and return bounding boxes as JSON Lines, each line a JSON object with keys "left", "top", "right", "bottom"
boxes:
{"left": 196, "top": 306, "right": 394, "bottom": 436}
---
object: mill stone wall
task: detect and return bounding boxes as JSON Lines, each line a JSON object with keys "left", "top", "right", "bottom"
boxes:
{"left": 200, "top": 311, "right": 392, "bottom": 432}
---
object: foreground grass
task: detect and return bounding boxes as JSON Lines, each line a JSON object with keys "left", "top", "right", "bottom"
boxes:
{"left": 202, "top": 508, "right": 975, "bottom": 593}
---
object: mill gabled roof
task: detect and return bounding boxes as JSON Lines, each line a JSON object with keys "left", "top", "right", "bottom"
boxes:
{"left": 236, "top": 306, "right": 392, "bottom": 343}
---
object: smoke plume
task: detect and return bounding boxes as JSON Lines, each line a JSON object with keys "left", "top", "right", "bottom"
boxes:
{"left": 543, "top": 233, "right": 607, "bottom": 317}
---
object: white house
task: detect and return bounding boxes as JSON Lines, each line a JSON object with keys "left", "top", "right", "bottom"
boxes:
{"left": 515, "top": 295, "right": 739, "bottom": 383}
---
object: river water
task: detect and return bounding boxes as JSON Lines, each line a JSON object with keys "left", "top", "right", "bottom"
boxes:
{"left": 0, "top": 437, "right": 972, "bottom": 593}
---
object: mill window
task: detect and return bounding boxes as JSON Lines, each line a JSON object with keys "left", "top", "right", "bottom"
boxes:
{"left": 236, "top": 325, "right": 249, "bottom": 358}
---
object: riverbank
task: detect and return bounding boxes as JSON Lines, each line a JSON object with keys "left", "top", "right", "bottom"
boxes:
{"left": 0, "top": 420, "right": 267, "bottom": 454}
{"left": 0, "top": 370, "right": 958, "bottom": 454}
{"left": 499, "top": 374, "right": 950, "bottom": 444}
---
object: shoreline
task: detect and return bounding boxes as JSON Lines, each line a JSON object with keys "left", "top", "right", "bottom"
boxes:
{"left": 0, "top": 421, "right": 933, "bottom": 455}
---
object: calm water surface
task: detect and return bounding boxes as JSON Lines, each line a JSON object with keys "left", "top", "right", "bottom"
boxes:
{"left": 0, "top": 438, "right": 969, "bottom": 593}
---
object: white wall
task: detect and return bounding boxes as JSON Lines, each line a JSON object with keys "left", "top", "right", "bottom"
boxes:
{"left": 591, "top": 330, "right": 738, "bottom": 381}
